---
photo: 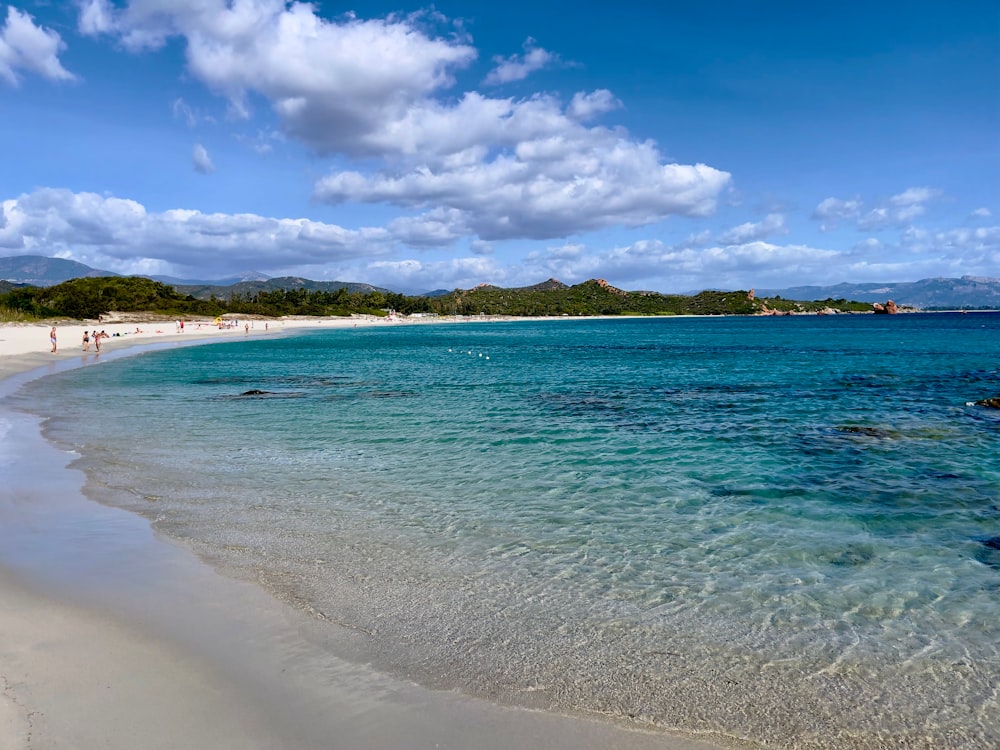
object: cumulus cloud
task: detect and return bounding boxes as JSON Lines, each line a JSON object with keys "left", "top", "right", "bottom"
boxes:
{"left": 0, "top": 188, "right": 392, "bottom": 277}
{"left": 192, "top": 143, "right": 215, "bottom": 174}
{"left": 717, "top": 213, "right": 787, "bottom": 244}
{"left": 567, "top": 89, "right": 621, "bottom": 121}
{"left": 858, "top": 186, "right": 941, "bottom": 229}
{"left": 927, "top": 225, "right": 1000, "bottom": 268}
{"left": 484, "top": 38, "right": 557, "bottom": 85}
{"left": 388, "top": 209, "right": 466, "bottom": 248}
{"left": 77, "top": 2, "right": 730, "bottom": 245}
{"left": 516, "top": 219, "right": 995, "bottom": 292}
{"left": 812, "top": 196, "right": 862, "bottom": 231}
{"left": 367, "top": 255, "right": 510, "bottom": 291}
{"left": 815, "top": 188, "right": 943, "bottom": 233}
{"left": 315, "top": 95, "right": 731, "bottom": 242}
{"left": 514, "top": 236, "right": 843, "bottom": 292}
{"left": 79, "top": 0, "right": 477, "bottom": 156}
{"left": 0, "top": 6, "right": 76, "bottom": 86}
{"left": 890, "top": 187, "right": 940, "bottom": 207}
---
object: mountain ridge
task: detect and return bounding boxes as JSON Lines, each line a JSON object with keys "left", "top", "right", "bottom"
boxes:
{"left": 2, "top": 255, "right": 999, "bottom": 308}
{"left": 755, "top": 276, "right": 1000, "bottom": 309}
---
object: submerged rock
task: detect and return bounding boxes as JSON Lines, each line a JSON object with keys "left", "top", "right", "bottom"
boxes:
{"left": 241, "top": 389, "right": 272, "bottom": 396}
{"left": 975, "top": 537, "right": 1000, "bottom": 569}
{"left": 973, "top": 397, "right": 1000, "bottom": 409}
{"left": 835, "top": 425, "right": 895, "bottom": 438}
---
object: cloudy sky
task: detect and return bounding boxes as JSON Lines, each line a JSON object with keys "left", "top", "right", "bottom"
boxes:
{"left": 1, "top": 1, "right": 997, "bottom": 292}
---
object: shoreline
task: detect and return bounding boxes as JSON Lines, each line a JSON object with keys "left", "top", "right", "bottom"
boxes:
{"left": 0, "top": 318, "right": 730, "bottom": 750}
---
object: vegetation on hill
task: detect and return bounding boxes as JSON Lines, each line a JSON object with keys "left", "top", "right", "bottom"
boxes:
{"left": 424, "top": 280, "right": 871, "bottom": 317}
{"left": 0, "top": 275, "right": 873, "bottom": 321}
{"left": 0, "top": 276, "right": 419, "bottom": 320}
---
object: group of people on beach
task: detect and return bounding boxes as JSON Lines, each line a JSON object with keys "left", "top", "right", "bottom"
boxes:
{"left": 49, "top": 326, "right": 148, "bottom": 354}
{"left": 81, "top": 329, "right": 109, "bottom": 353}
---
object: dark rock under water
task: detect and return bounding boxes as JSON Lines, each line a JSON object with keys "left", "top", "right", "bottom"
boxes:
{"left": 974, "top": 537, "right": 1000, "bottom": 569}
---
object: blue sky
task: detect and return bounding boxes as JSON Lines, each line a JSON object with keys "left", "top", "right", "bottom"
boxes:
{"left": 1, "top": 1, "right": 997, "bottom": 292}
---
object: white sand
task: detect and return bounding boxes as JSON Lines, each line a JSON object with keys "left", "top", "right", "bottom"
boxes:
{"left": 0, "top": 316, "right": 390, "bottom": 378}
{"left": 0, "top": 317, "right": 732, "bottom": 750}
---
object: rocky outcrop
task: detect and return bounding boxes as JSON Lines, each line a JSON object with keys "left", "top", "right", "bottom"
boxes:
{"left": 872, "top": 300, "right": 899, "bottom": 314}
{"left": 593, "top": 278, "right": 628, "bottom": 296}
{"left": 974, "top": 397, "right": 1000, "bottom": 409}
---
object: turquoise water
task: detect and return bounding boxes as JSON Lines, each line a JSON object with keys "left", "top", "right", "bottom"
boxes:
{"left": 12, "top": 314, "right": 1000, "bottom": 748}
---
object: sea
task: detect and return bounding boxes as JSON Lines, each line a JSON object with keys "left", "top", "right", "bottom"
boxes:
{"left": 7, "top": 313, "right": 1000, "bottom": 749}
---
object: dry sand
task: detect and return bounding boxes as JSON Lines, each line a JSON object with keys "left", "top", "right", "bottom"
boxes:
{"left": 0, "top": 317, "right": 732, "bottom": 750}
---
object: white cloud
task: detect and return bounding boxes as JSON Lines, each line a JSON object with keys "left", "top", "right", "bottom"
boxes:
{"left": 815, "top": 188, "right": 943, "bottom": 233}
{"left": 172, "top": 97, "right": 198, "bottom": 127}
{"left": 192, "top": 143, "right": 215, "bottom": 174}
{"left": 77, "top": 2, "right": 730, "bottom": 246}
{"left": 0, "top": 188, "right": 392, "bottom": 277}
{"left": 515, "top": 222, "right": 997, "bottom": 292}
{"left": 567, "top": 89, "right": 621, "bottom": 121}
{"left": 367, "top": 255, "right": 508, "bottom": 291}
{"left": 0, "top": 6, "right": 76, "bottom": 86}
{"left": 515, "top": 236, "right": 844, "bottom": 292}
{"left": 970, "top": 207, "right": 992, "bottom": 219}
{"left": 861, "top": 187, "right": 941, "bottom": 228}
{"left": 315, "top": 101, "right": 731, "bottom": 242}
{"left": 856, "top": 207, "right": 892, "bottom": 231}
{"left": 890, "top": 187, "right": 940, "bottom": 207}
{"left": 484, "top": 38, "right": 557, "bottom": 85}
{"left": 812, "top": 196, "right": 862, "bottom": 231}
{"left": 927, "top": 225, "right": 1000, "bottom": 268}
{"left": 79, "top": 0, "right": 478, "bottom": 156}
{"left": 718, "top": 213, "right": 786, "bottom": 244}
{"left": 388, "top": 209, "right": 466, "bottom": 248}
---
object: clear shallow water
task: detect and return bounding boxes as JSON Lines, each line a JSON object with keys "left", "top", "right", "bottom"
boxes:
{"left": 11, "top": 314, "right": 1000, "bottom": 748}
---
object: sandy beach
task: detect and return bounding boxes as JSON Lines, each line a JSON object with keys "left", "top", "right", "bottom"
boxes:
{"left": 0, "top": 318, "right": 729, "bottom": 750}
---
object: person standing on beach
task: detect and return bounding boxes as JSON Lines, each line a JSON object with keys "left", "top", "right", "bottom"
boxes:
{"left": 50, "top": 327, "right": 57, "bottom": 353}
{"left": 94, "top": 330, "right": 101, "bottom": 353}
{"left": 82, "top": 330, "right": 90, "bottom": 352}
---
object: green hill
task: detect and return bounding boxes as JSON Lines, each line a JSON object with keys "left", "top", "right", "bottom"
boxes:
{"left": 0, "top": 274, "right": 873, "bottom": 321}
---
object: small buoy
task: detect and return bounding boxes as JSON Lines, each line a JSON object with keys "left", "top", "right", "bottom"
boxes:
{"left": 479, "top": 353, "right": 483, "bottom": 357}
{"left": 485, "top": 356, "right": 490, "bottom": 360}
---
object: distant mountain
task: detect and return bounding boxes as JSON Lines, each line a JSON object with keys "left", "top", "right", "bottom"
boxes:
{"left": 756, "top": 276, "right": 1000, "bottom": 309}
{"left": 149, "top": 271, "right": 271, "bottom": 286}
{"left": 0, "top": 255, "right": 119, "bottom": 285}
{"left": 174, "top": 276, "right": 391, "bottom": 300}
{"left": 4, "top": 253, "right": 999, "bottom": 309}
